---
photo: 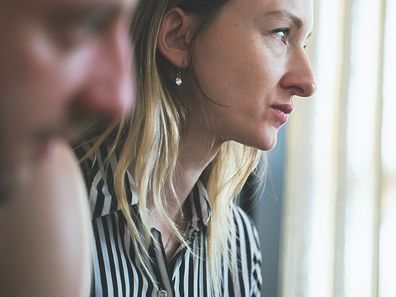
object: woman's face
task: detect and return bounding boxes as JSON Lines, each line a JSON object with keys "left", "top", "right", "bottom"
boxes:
{"left": 188, "top": 0, "right": 316, "bottom": 150}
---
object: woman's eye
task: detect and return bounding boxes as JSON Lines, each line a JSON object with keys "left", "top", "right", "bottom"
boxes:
{"left": 272, "top": 28, "right": 290, "bottom": 44}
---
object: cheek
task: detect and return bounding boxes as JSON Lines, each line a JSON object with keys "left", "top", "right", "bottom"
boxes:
{"left": 4, "top": 30, "right": 59, "bottom": 105}
{"left": 5, "top": 39, "right": 90, "bottom": 130}
{"left": 27, "top": 36, "right": 93, "bottom": 106}
{"left": 193, "top": 30, "right": 251, "bottom": 101}
{"left": 196, "top": 35, "right": 279, "bottom": 106}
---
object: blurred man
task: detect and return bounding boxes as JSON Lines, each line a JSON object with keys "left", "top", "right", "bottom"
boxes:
{"left": 0, "top": 0, "right": 137, "bottom": 295}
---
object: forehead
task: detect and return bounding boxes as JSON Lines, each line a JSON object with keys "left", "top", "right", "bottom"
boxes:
{"left": 229, "top": 0, "right": 313, "bottom": 25}
{"left": 240, "top": 0, "right": 312, "bottom": 12}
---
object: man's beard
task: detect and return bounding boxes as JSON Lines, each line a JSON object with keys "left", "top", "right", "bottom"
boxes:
{"left": 0, "top": 152, "right": 30, "bottom": 206}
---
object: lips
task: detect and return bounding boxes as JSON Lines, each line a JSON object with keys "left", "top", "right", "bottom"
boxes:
{"left": 32, "top": 125, "right": 68, "bottom": 159}
{"left": 270, "top": 103, "right": 294, "bottom": 125}
{"left": 271, "top": 103, "right": 294, "bottom": 115}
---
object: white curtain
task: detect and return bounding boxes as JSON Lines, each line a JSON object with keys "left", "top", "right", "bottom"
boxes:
{"left": 279, "top": 0, "right": 396, "bottom": 296}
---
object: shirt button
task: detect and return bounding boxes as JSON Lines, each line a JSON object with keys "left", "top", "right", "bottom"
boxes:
{"left": 158, "top": 289, "right": 168, "bottom": 297}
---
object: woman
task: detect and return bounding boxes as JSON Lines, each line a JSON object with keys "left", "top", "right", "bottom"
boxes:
{"left": 78, "top": 0, "right": 316, "bottom": 296}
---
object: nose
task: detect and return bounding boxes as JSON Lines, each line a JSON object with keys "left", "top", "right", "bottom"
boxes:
{"left": 78, "top": 26, "right": 135, "bottom": 120}
{"left": 280, "top": 50, "right": 316, "bottom": 97}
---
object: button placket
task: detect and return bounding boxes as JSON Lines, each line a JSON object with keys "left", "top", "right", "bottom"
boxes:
{"left": 152, "top": 231, "right": 174, "bottom": 297}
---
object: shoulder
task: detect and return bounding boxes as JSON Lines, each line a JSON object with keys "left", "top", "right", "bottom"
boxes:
{"left": 74, "top": 143, "right": 119, "bottom": 195}
{"left": 231, "top": 205, "right": 261, "bottom": 253}
{"left": 230, "top": 205, "right": 263, "bottom": 295}
{"left": 74, "top": 142, "right": 136, "bottom": 218}
{"left": 74, "top": 143, "right": 107, "bottom": 185}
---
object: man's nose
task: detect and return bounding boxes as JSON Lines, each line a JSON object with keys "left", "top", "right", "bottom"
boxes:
{"left": 77, "top": 27, "right": 135, "bottom": 120}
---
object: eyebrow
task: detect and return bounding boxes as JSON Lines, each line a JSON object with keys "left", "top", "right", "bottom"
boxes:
{"left": 262, "top": 10, "right": 303, "bottom": 28}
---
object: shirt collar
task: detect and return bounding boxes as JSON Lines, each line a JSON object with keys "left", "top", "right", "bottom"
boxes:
{"left": 88, "top": 148, "right": 136, "bottom": 219}
{"left": 88, "top": 150, "right": 212, "bottom": 229}
{"left": 183, "top": 180, "right": 212, "bottom": 231}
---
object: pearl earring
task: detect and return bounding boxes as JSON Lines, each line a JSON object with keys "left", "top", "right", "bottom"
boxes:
{"left": 175, "top": 70, "right": 182, "bottom": 86}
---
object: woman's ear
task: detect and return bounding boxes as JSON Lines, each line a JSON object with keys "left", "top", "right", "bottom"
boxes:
{"left": 157, "top": 7, "right": 195, "bottom": 68}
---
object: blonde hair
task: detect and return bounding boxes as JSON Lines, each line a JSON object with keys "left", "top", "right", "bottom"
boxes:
{"left": 78, "top": 0, "right": 266, "bottom": 294}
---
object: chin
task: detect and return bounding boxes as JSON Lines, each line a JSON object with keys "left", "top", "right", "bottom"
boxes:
{"left": 260, "top": 141, "right": 277, "bottom": 151}
{"left": 0, "top": 177, "right": 15, "bottom": 203}
{"left": 254, "top": 133, "right": 278, "bottom": 151}
{"left": 0, "top": 165, "right": 24, "bottom": 202}
{"left": 0, "top": 147, "right": 38, "bottom": 201}
{"left": 231, "top": 127, "right": 279, "bottom": 151}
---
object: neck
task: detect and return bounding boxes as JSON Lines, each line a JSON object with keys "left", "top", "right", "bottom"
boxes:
{"left": 167, "top": 116, "right": 221, "bottom": 221}
{"left": 146, "top": 112, "right": 220, "bottom": 261}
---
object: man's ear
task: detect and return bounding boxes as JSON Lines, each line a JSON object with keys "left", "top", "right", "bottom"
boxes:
{"left": 157, "top": 7, "right": 195, "bottom": 68}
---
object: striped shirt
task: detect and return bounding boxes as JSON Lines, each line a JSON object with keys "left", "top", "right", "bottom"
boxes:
{"left": 78, "top": 146, "right": 262, "bottom": 297}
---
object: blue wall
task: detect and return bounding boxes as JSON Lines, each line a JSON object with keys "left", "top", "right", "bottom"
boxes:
{"left": 252, "top": 126, "right": 286, "bottom": 297}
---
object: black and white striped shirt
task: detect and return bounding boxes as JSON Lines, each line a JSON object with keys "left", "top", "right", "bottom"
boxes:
{"left": 79, "top": 146, "right": 262, "bottom": 297}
